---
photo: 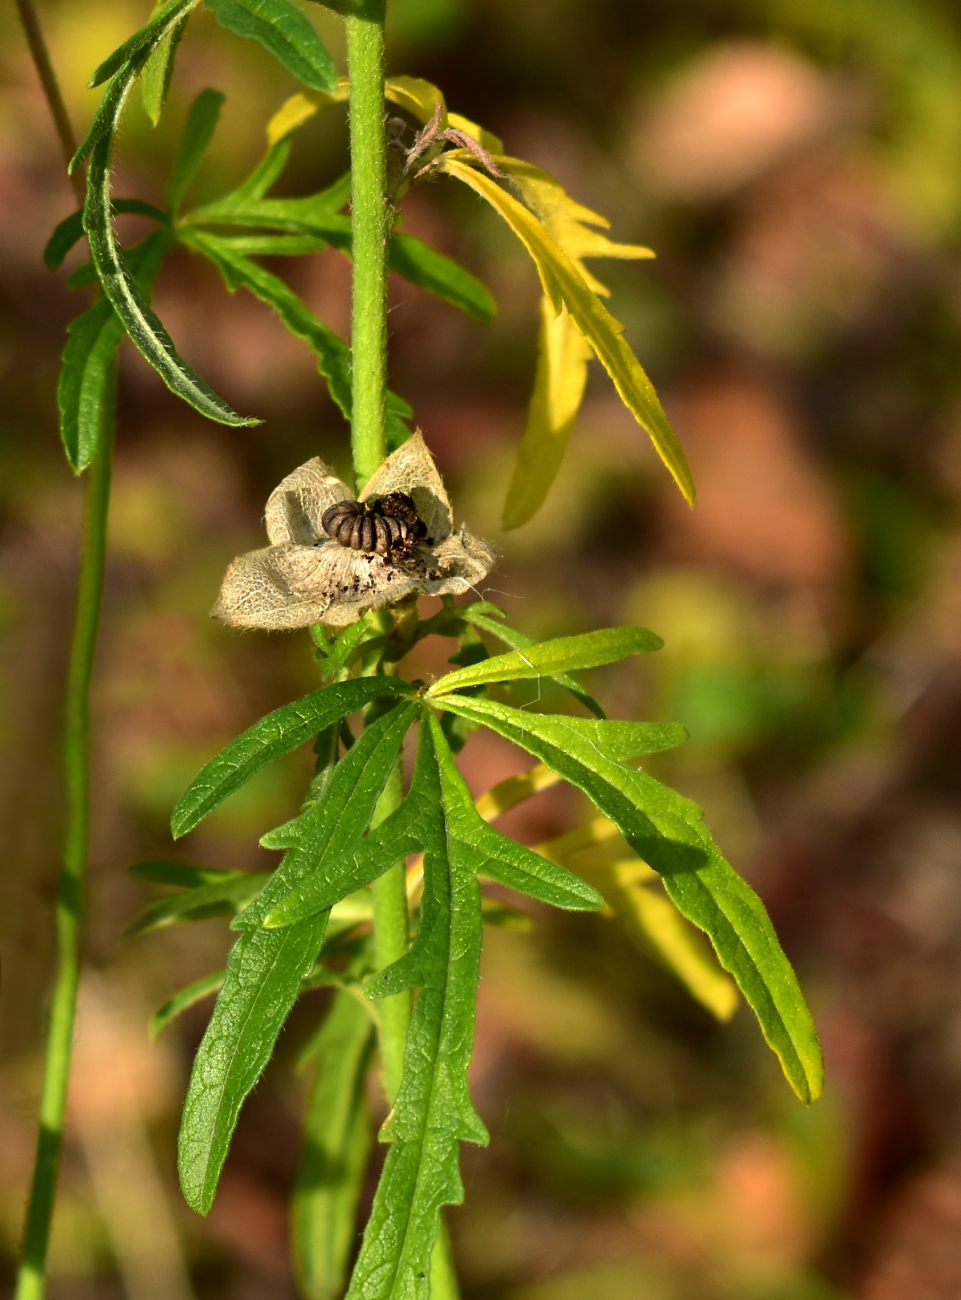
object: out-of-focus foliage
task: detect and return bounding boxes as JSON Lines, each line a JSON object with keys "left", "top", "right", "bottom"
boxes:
{"left": 6, "top": 0, "right": 961, "bottom": 1296}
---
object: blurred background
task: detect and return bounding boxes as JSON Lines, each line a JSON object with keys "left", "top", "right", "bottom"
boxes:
{"left": 4, "top": 0, "right": 961, "bottom": 1296}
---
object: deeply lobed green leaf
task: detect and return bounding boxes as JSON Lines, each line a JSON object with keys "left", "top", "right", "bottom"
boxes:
{"left": 166, "top": 88, "right": 226, "bottom": 213}
{"left": 463, "top": 607, "right": 605, "bottom": 717}
{"left": 263, "top": 709, "right": 602, "bottom": 929}
{"left": 170, "top": 676, "right": 412, "bottom": 839}
{"left": 75, "top": 3, "right": 257, "bottom": 428}
{"left": 345, "top": 717, "right": 488, "bottom": 1300}
{"left": 205, "top": 0, "right": 337, "bottom": 92}
{"left": 59, "top": 230, "right": 169, "bottom": 473}
{"left": 426, "top": 625, "right": 663, "bottom": 696}
{"left": 178, "top": 703, "right": 414, "bottom": 1214}
{"left": 436, "top": 695, "right": 824, "bottom": 1104}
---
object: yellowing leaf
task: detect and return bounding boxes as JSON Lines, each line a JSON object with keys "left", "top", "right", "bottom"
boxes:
{"left": 439, "top": 155, "right": 696, "bottom": 507}
{"left": 474, "top": 762, "right": 561, "bottom": 822}
{"left": 448, "top": 111, "right": 503, "bottom": 155}
{"left": 607, "top": 874, "right": 739, "bottom": 1021}
{"left": 493, "top": 157, "right": 656, "bottom": 525}
{"left": 498, "top": 156, "right": 654, "bottom": 296}
{"left": 384, "top": 74, "right": 446, "bottom": 125}
{"left": 267, "top": 82, "right": 347, "bottom": 144}
{"left": 383, "top": 78, "right": 504, "bottom": 151}
{"left": 540, "top": 815, "right": 656, "bottom": 877}
{"left": 266, "top": 76, "right": 503, "bottom": 155}
{"left": 503, "top": 299, "right": 593, "bottom": 529}
{"left": 539, "top": 817, "right": 739, "bottom": 1022}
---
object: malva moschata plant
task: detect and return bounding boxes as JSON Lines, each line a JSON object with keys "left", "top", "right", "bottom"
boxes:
{"left": 14, "top": 1, "right": 824, "bottom": 1297}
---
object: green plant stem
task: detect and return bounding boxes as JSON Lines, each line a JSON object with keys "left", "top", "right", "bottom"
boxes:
{"left": 16, "top": 374, "right": 116, "bottom": 1300}
{"left": 14, "top": 0, "right": 85, "bottom": 207}
{"left": 346, "top": 0, "right": 408, "bottom": 1097}
{"left": 345, "top": 0, "right": 389, "bottom": 489}
{"left": 345, "top": 6, "right": 461, "bottom": 1291}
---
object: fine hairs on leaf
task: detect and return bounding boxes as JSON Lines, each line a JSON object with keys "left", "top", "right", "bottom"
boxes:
{"left": 178, "top": 701, "right": 416, "bottom": 1214}
{"left": 344, "top": 715, "right": 489, "bottom": 1300}
{"left": 170, "top": 676, "right": 412, "bottom": 839}
{"left": 436, "top": 694, "right": 824, "bottom": 1104}
{"left": 205, "top": 0, "right": 337, "bottom": 92}
{"left": 78, "top": 4, "right": 258, "bottom": 428}
{"left": 59, "top": 230, "right": 169, "bottom": 472}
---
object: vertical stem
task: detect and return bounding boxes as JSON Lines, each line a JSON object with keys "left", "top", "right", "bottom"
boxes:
{"left": 346, "top": 7, "right": 461, "bottom": 1293}
{"left": 14, "top": 0, "right": 85, "bottom": 207}
{"left": 16, "top": 378, "right": 116, "bottom": 1300}
{"left": 346, "top": 0, "right": 389, "bottom": 489}
{"left": 346, "top": 0, "right": 410, "bottom": 1107}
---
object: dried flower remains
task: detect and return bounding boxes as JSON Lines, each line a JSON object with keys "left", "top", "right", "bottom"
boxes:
{"left": 212, "top": 431, "right": 496, "bottom": 629}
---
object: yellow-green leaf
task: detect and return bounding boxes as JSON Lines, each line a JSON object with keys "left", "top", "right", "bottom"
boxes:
{"left": 540, "top": 817, "right": 738, "bottom": 1022}
{"left": 265, "top": 75, "right": 503, "bottom": 154}
{"left": 141, "top": 3, "right": 186, "bottom": 126}
{"left": 503, "top": 299, "right": 593, "bottom": 529}
{"left": 498, "top": 156, "right": 654, "bottom": 296}
{"left": 385, "top": 73, "right": 446, "bottom": 124}
{"left": 473, "top": 763, "right": 560, "bottom": 822}
{"left": 267, "top": 82, "right": 347, "bottom": 144}
{"left": 440, "top": 155, "right": 695, "bottom": 507}
{"left": 266, "top": 77, "right": 441, "bottom": 147}
{"left": 448, "top": 111, "right": 503, "bottom": 155}
{"left": 493, "top": 157, "right": 657, "bottom": 526}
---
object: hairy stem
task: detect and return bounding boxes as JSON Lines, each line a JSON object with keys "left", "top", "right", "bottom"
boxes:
{"left": 14, "top": 0, "right": 85, "bottom": 206}
{"left": 346, "top": 6, "right": 461, "bottom": 1292}
{"left": 346, "top": 0, "right": 409, "bottom": 1107}
{"left": 16, "top": 375, "right": 116, "bottom": 1300}
{"left": 346, "top": 0, "right": 389, "bottom": 488}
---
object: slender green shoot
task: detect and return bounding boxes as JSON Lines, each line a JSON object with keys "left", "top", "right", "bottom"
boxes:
{"left": 345, "top": 6, "right": 462, "bottom": 1291}
{"left": 16, "top": 373, "right": 116, "bottom": 1300}
{"left": 345, "top": 0, "right": 389, "bottom": 488}
{"left": 13, "top": 0, "right": 85, "bottom": 205}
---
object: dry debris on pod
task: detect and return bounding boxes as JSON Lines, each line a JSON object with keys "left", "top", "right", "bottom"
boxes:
{"left": 212, "top": 430, "right": 497, "bottom": 629}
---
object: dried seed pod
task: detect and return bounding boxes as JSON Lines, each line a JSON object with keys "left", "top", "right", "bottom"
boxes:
{"left": 321, "top": 493, "right": 426, "bottom": 557}
{"left": 212, "top": 431, "right": 497, "bottom": 630}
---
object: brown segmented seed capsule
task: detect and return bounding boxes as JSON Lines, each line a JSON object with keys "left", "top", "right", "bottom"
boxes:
{"left": 321, "top": 493, "right": 426, "bottom": 557}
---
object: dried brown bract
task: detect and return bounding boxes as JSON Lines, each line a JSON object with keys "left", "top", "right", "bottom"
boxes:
{"left": 212, "top": 431, "right": 497, "bottom": 629}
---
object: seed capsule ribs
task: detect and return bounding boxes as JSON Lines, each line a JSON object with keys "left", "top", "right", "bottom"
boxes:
{"left": 321, "top": 493, "right": 426, "bottom": 558}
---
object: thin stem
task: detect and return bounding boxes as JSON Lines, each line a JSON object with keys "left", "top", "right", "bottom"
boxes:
{"left": 346, "top": 0, "right": 389, "bottom": 489}
{"left": 346, "top": 0, "right": 408, "bottom": 1099}
{"left": 16, "top": 374, "right": 116, "bottom": 1300}
{"left": 14, "top": 0, "right": 85, "bottom": 207}
{"left": 345, "top": 6, "right": 461, "bottom": 1293}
